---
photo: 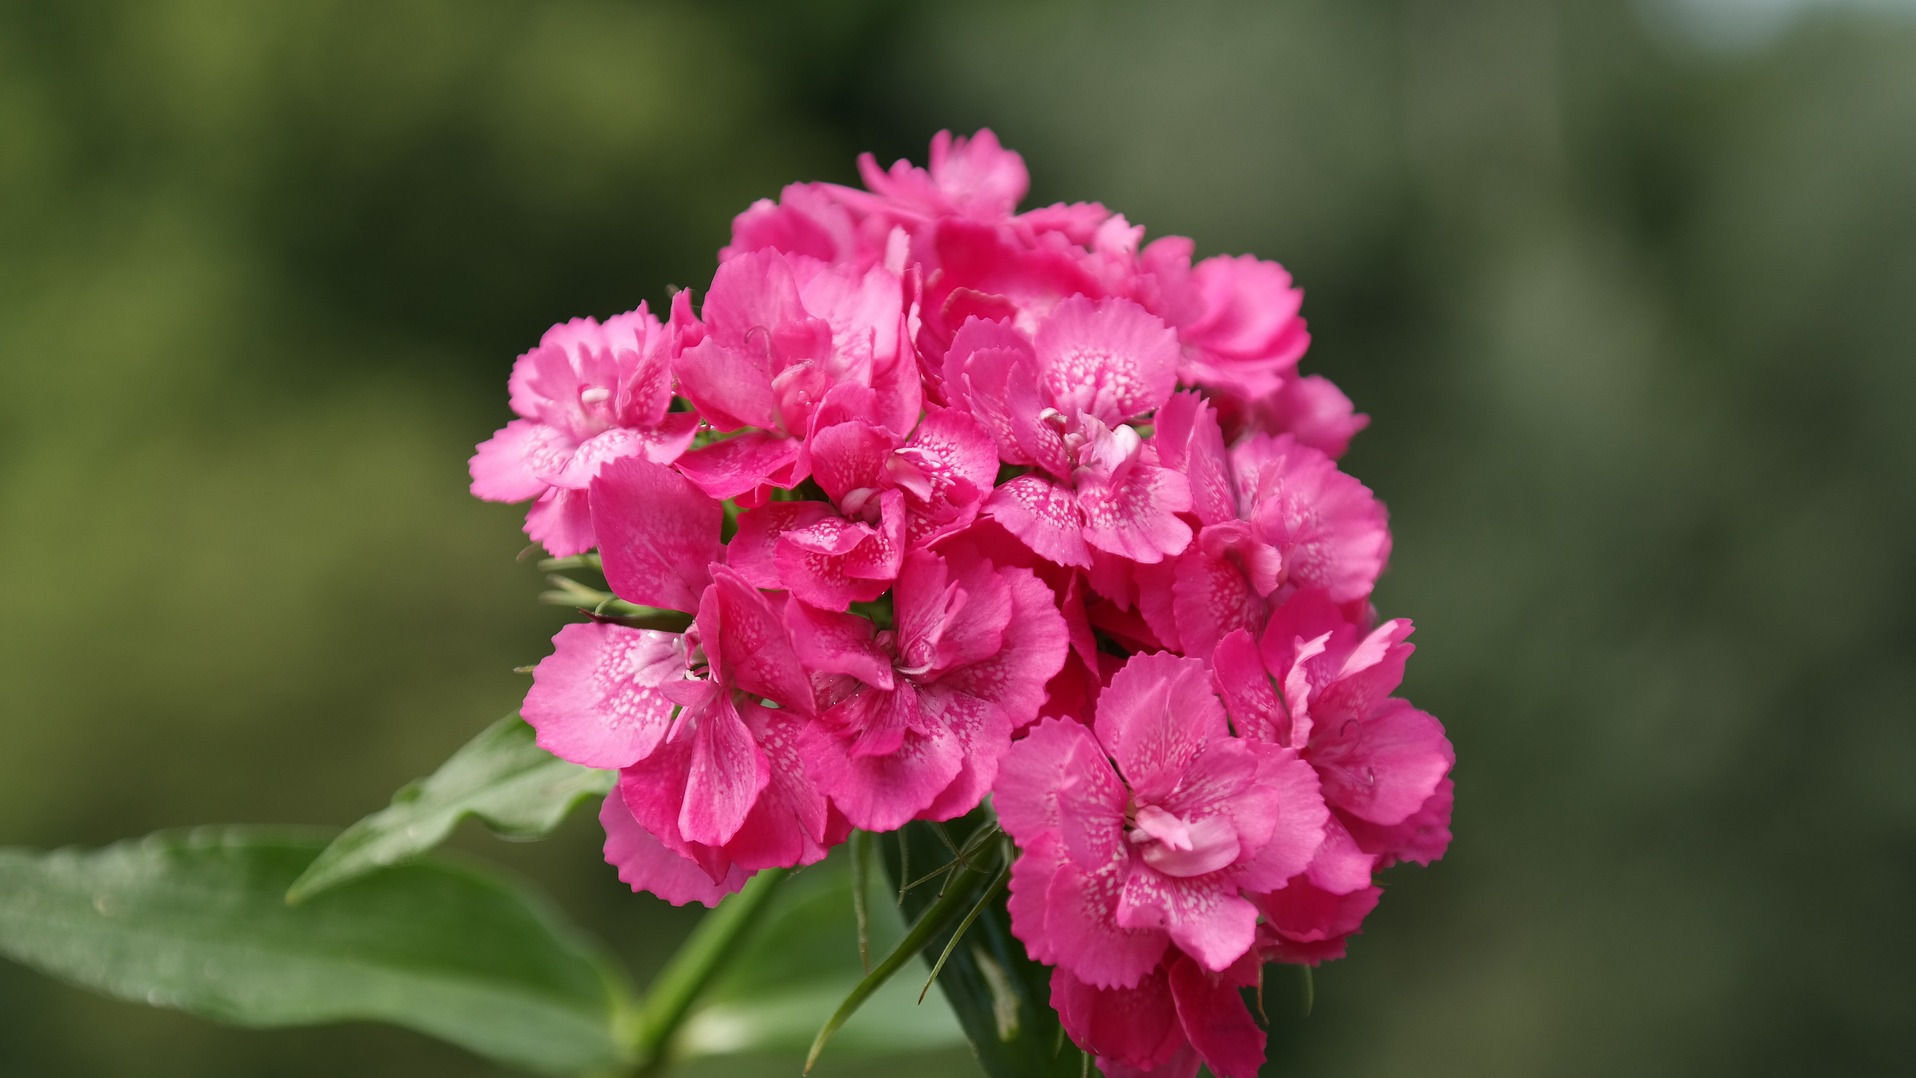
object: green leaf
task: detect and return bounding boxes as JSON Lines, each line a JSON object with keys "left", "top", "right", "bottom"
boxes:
{"left": 0, "top": 828, "right": 631, "bottom": 1075}
{"left": 882, "top": 813, "right": 1080, "bottom": 1078}
{"left": 287, "top": 713, "right": 612, "bottom": 903}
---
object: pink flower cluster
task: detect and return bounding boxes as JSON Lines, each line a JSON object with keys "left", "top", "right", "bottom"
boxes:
{"left": 471, "top": 131, "right": 1453, "bottom": 1078}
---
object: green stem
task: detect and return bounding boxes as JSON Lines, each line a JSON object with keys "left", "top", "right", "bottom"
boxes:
{"left": 626, "top": 868, "right": 787, "bottom": 1076}
{"left": 850, "top": 830, "right": 873, "bottom": 972}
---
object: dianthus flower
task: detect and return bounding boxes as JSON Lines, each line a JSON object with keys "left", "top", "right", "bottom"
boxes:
{"left": 945, "top": 296, "right": 1194, "bottom": 567}
{"left": 1142, "top": 394, "right": 1392, "bottom": 654}
{"left": 476, "top": 128, "right": 1455, "bottom": 1078}
{"left": 791, "top": 543, "right": 1068, "bottom": 830}
{"left": 519, "top": 457, "right": 833, "bottom": 902}
{"left": 1212, "top": 589, "right": 1455, "bottom": 896}
{"left": 995, "top": 652, "right": 1326, "bottom": 984}
{"left": 468, "top": 306, "right": 698, "bottom": 555}
{"left": 671, "top": 250, "right": 921, "bottom": 504}
{"left": 1051, "top": 952, "right": 1265, "bottom": 1078}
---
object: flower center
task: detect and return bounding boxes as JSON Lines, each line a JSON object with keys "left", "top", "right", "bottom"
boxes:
{"left": 1126, "top": 804, "right": 1240, "bottom": 878}
{"left": 574, "top": 383, "right": 618, "bottom": 436}
{"left": 839, "top": 486, "right": 884, "bottom": 524}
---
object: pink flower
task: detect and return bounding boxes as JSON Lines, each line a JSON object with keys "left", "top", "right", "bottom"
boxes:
{"left": 811, "top": 408, "right": 1000, "bottom": 549}
{"left": 468, "top": 306, "right": 698, "bottom": 555}
{"left": 724, "top": 181, "right": 889, "bottom": 269}
{"left": 944, "top": 297, "right": 1195, "bottom": 568}
{"left": 1051, "top": 953, "right": 1265, "bottom": 1078}
{"left": 727, "top": 494, "right": 907, "bottom": 610}
{"left": 1222, "top": 429, "right": 1392, "bottom": 611}
{"left": 599, "top": 790, "right": 749, "bottom": 908}
{"left": 1237, "top": 372, "right": 1369, "bottom": 458}
{"left": 1145, "top": 398, "right": 1391, "bottom": 654}
{"left": 724, "top": 408, "right": 999, "bottom": 607}
{"left": 672, "top": 250, "right": 921, "bottom": 502}
{"left": 852, "top": 128, "right": 1030, "bottom": 226}
{"left": 1255, "top": 876, "right": 1382, "bottom": 966}
{"left": 912, "top": 217, "right": 1106, "bottom": 373}
{"left": 472, "top": 128, "right": 1454, "bottom": 1047}
{"left": 1129, "top": 241, "right": 1312, "bottom": 404}
{"left": 790, "top": 544, "right": 1068, "bottom": 831}
{"left": 521, "top": 457, "right": 835, "bottom": 901}
{"left": 590, "top": 455, "right": 725, "bottom": 614}
{"left": 995, "top": 652, "right": 1327, "bottom": 987}
{"left": 1126, "top": 241, "right": 1366, "bottom": 456}
{"left": 1211, "top": 589, "right": 1454, "bottom": 896}
{"left": 521, "top": 565, "right": 832, "bottom": 902}
{"left": 519, "top": 565, "right": 829, "bottom": 901}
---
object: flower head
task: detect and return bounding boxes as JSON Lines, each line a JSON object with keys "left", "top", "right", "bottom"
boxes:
{"left": 469, "top": 307, "right": 698, "bottom": 555}
{"left": 478, "top": 129, "right": 1454, "bottom": 1078}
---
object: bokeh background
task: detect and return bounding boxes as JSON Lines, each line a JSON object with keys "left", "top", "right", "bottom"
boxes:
{"left": 3, "top": 1, "right": 1912, "bottom": 1075}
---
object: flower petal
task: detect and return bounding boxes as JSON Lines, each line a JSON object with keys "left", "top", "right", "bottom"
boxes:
{"left": 1094, "top": 653, "right": 1225, "bottom": 804}
{"left": 523, "top": 486, "right": 596, "bottom": 557}
{"left": 1050, "top": 966, "right": 1191, "bottom": 1077}
{"left": 809, "top": 419, "right": 895, "bottom": 506}
{"left": 986, "top": 474, "right": 1090, "bottom": 568}
{"left": 1150, "top": 391, "right": 1235, "bottom": 526}
{"left": 675, "top": 430, "right": 805, "bottom": 502}
{"left": 706, "top": 566, "right": 815, "bottom": 713}
{"left": 916, "top": 685, "right": 1014, "bottom": 821}
{"left": 674, "top": 336, "right": 780, "bottom": 432}
{"left": 1046, "top": 856, "right": 1171, "bottom": 989}
{"left": 1166, "top": 955, "right": 1266, "bottom": 1078}
{"left": 786, "top": 601, "right": 893, "bottom": 689}
{"left": 591, "top": 455, "right": 723, "bottom": 614}
{"left": 1343, "top": 776, "right": 1454, "bottom": 867}
{"left": 801, "top": 689, "right": 964, "bottom": 832}
{"left": 715, "top": 700, "right": 831, "bottom": 870}
{"left": 994, "top": 716, "right": 1125, "bottom": 870}
{"left": 1036, "top": 296, "right": 1180, "bottom": 425}
{"left": 1115, "top": 868, "right": 1259, "bottom": 973}
{"left": 523, "top": 622, "right": 683, "bottom": 769}
{"left": 1227, "top": 747, "right": 1330, "bottom": 892}
{"left": 1171, "top": 537, "right": 1265, "bottom": 656}
{"left": 600, "top": 791, "right": 748, "bottom": 907}
{"left": 1311, "top": 697, "right": 1452, "bottom": 826}
{"left": 679, "top": 694, "right": 771, "bottom": 847}
{"left": 1076, "top": 457, "right": 1193, "bottom": 565}
{"left": 470, "top": 418, "right": 560, "bottom": 503}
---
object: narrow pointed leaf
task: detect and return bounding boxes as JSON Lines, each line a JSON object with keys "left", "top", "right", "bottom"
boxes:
{"left": 883, "top": 812, "right": 1079, "bottom": 1078}
{"left": 0, "top": 828, "right": 631, "bottom": 1075}
{"left": 287, "top": 714, "right": 611, "bottom": 902}
{"left": 806, "top": 855, "right": 990, "bottom": 1073}
{"left": 675, "top": 848, "right": 966, "bottom": 1066}
{"left": 920, "top": 859, "right": 1010, "bottom": 1004}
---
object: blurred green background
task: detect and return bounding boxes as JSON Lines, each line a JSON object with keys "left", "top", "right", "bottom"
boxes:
{"left": 3, "top": 0, "right": 1912, "bottom": 1075}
